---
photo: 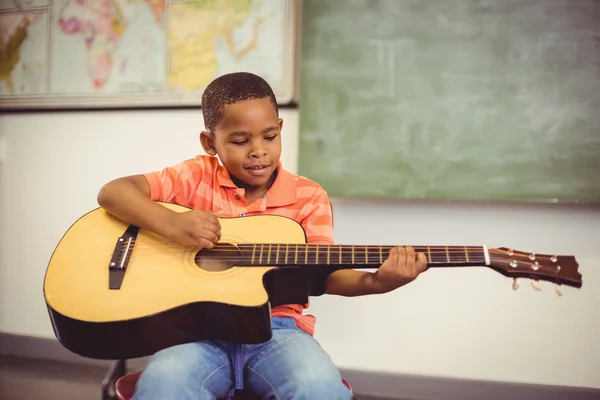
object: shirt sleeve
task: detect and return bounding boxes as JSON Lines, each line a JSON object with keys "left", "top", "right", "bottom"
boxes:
{"left": 300, "top": 187, "right": 336, "bottom": 297}
{"left": 143, "top": 158, "right": 204, "bottom": 207}
{"left": 301, "top": 187, "right": 335, "bottom": 245}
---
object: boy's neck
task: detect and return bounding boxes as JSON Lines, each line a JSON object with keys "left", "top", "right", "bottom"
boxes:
{"left": 232, "top": 169, "right": 278, "bottom": 204}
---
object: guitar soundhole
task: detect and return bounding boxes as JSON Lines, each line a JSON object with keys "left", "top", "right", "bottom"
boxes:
{"left": 195, "top": 244, "right": 242, "bottom": 272}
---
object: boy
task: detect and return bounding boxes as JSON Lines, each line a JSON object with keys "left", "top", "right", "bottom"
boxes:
{"left": 97, "top": 72, "right": 428, "bottom": 400}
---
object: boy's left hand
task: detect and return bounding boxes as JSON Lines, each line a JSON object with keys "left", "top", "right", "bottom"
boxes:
{"left": 370, "top": 246, "right": 428, "bottom": 293}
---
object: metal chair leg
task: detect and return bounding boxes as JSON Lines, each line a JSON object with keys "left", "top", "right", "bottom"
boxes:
{"left": 102, "top": 359, "right": 127, "bottom": 400}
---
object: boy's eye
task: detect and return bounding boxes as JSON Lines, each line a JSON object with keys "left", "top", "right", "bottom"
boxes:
{"left": 265, "top": 135, "right": 277, "bottom": 141}
{"left": 232, "top": 140, "right": 247, "bottom": 145}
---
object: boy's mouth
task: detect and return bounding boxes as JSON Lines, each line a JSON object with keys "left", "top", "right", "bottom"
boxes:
{"left": 244, "top": 164, "right": 271, "bottom": 176}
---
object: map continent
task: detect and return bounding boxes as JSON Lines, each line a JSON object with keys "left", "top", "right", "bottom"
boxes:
{"left": 0, "top": 0, "right": 292, "bottom": 105}
{"left": 0, "top": 11, "right": 47, "bottom": 95}
{"left": 168, "top": 0, "right": 261, "bottom": 93}
{"left": 51, "top": 0, "right": 166, "bottom": 94}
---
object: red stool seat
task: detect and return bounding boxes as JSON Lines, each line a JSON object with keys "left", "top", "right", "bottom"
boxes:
{"left": 115, "top": 372, "right": 141, "bottom": 400}
{"left": 115, "top": 371, "right": 352, "bottom": 400}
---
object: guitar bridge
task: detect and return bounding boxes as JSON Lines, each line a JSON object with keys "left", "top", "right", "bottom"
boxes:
{"left": 108, "top": 225, "right": 139, "bottom": 290}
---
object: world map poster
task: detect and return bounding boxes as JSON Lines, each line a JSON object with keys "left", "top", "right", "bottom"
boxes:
{"left": 0, "top": 0, "right": 297, "bottom": 109}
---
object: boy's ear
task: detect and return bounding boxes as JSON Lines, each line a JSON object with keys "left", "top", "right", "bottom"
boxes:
{"left": 200, "top": 130, "right": 217, "bottom": 156}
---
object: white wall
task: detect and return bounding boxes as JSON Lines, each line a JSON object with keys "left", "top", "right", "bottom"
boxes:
{"left": 1, "top": 109, "right": 599, "bottom": 390}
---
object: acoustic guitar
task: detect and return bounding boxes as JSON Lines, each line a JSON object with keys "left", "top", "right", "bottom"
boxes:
{"left": 44, "top": 202, "right": 582, "bottom": 360}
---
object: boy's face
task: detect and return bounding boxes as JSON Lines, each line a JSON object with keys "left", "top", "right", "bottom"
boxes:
{"left": 201, "top": 97, "right": 283, "bottom": 191}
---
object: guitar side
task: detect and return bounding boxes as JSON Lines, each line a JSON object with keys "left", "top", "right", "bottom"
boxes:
{"left": 43, "top": 202, "right": 309, "bottom": 360}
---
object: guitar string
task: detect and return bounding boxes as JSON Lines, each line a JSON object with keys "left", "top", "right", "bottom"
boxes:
{"left": 116, "top": 258, "right": 489, "bottom": 265}
{"left": 109, "top": 242, "right": 561, "bottom": 267}
{"left": 115, "top": 244, "right": 555, "bottom": 259}
{"left": 115, "top": 239, "right": 488, "bottom": 247}
{"left": 115, "top": 242, "right": 491, "bottom": 251}
{"left": 111, "top": 246, "right": 550, "bottom": 262}
{"left": 116, "top": 243, "right": 493, "bottom": 252}
{"left": 194, "top": 258, "right": 556, "bottom": 275}
{"left": 114, "top": 241, "right": 551, "bottom": 258}
{"left": 110, "top": 256, "right": 557, "bottom": 275}
{"left": 119, "top": 254, "right": 489, "bottom": 261}
{"left": 114, "top": 255, "right": 499, "bottom": 264}
{"left": 117, "top": 251, "right": 493, "bottom": 260}
{"left": 108, "top": 253, "right": 561, "bottom": 274}
{"left": 118, "top": 246, "right": 492, "bottom": 254}
{"left": 115, "top": 251, "right": 488, "bottom": 260}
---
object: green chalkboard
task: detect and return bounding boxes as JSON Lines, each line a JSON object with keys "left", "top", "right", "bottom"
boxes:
{"left": 297, "top": 0, "right": 600, "bottom": 204}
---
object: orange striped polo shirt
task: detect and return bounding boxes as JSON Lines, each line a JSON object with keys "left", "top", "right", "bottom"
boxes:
{"left": 143, "top": 154, "right": 334, "bottom": 336}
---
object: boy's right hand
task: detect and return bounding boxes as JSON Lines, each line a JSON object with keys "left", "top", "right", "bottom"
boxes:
{"left": 164, "top": 210, "right": 223, "bottom": 248}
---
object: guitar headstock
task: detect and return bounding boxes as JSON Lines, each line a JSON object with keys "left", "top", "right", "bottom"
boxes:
{"left": 488, "top": 247, "right": 582, "bottom": 292}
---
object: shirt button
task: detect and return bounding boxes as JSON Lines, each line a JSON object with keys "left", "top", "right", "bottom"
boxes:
{"left": 235, "top": 194, "right": 241, "bottom": 200}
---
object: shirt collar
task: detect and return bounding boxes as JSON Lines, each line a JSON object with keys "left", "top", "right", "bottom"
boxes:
{"left": 216, "top": 161, "right": 297, "bottom": 207}
{"left": 216, "top": 162, "right": 238, "bottom": 188}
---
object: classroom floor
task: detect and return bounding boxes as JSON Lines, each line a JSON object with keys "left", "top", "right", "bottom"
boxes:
{"left": 0, "top": 354, "right": 396, "bottom": 400}
{"left": 0, "top": 355, "right": 106, "bottom": 400}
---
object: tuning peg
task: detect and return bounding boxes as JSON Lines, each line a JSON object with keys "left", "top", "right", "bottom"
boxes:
{"left": 555, "top": 283, "right": 563, "bottom": 297}
{"left": 512, "top": 278, "right": 519, "bottom": 291}
{"left": 531, "top": 279, "right": 542, "bottom": 291}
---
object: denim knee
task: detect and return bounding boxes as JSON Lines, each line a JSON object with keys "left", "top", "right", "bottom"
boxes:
{"left": 132, "top": 343, "right": 232, "bottom": 400}
{"left": 278, "top": 369, "right": 353, "bottom": 400}
{"left": 132, "top": 351, "right": 195, "bottom": 399}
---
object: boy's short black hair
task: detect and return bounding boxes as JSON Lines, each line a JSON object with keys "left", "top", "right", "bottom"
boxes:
{"left": 202, "top": 72, "right": 279, "bottom": 132}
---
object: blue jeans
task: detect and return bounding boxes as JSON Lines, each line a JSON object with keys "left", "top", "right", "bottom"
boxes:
{"left": 132, "top": 317, "right": 352, "bottom": 400}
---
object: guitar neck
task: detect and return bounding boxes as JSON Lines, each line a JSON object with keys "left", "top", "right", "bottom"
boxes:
{"left": 235, "top": 244, "right": 490, "bottom": 268}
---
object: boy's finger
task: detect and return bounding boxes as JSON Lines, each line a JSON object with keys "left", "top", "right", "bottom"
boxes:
{"left": 197, "top": 238, "right": 215, "bottom": 249}
{"left": 406, "top": 246, "right": 415, "bottom": 269}
{"left": 417, "top": 253, "right": 428, "bottom": 271}
{"left": 397, "top": 246, "right": 406, "bottom": 267}
{"left": 202, "top": 214, "right": 221, "bottom": 230}
{"left": 200, "top": 228, "right": 219, "bottom": 244}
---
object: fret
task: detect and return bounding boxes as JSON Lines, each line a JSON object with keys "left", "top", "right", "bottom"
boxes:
{"left": 351, "top": 246, "right": 355, "bottom": 264}
{"left": 353, "top": 246, "right": 361, "bottom": 264}
{"left": 276, "top": 244, "right": 280, "bottom": 264}
{"left": 259, "top": 244, "right": 264, "bottom": 263}
{"left": 295, "top": 244, "right": 298, "bottom": 264}
{"left": 285, "top": 244, "right": 289, "bottom": 264}
{"left": 252, "top": 244, "right": 256, "bottom": 264}
{"left": 352, "top": 245, "right": 368, "bottom": 264}
{"left": 427, "top": 246, "right": 431, "bottom": 263}
{"left": 365, "top": 246, "right": 368, "bottom": 263}
{"left": 464, "top": 246, "right": 469, "bottom": 262}
{"left": 304, "top": 244, "right": 308, "bottom": 265}
{"left": 315, "top": 245, "right": 319, "bottom": 265}
{"left": 294, "top": 245, "right": 304, "bottom": 265}
{"left": 471, "top": 247, "right": 486, "bottom": 263}
{"left": 339, "top": 245, "right": 342, "bottom": 264}
{"left": 294, "top": 245, "right": 298, "bottom": 265}
{"left": 379, "top": 246, "right": 383, "bottom": 264}
{"left": 445, "top": 246, "right": 450, "bottom": 262}
{"left": 340, "top": 245, "right": 348, "bottom": 265}
{"left": 267, "top": 244, "right": 272, "bottom": 263}
{"left": 327, "top": 245, "right": 331, "bottom": 265}
{"left": 447, "top": 246, "right": 470, "bottom": 264}
{"left": 367, "top": 246, "right": 380, "bottom": 265}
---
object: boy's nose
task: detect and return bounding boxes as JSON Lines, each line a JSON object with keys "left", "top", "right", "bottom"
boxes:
{"left": 250, "top": 148, "right": 267, "bottom": 158}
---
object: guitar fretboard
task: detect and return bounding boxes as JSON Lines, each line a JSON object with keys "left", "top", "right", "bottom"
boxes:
{"left": 230, "top": 244, "right": 488, "bottom": 268}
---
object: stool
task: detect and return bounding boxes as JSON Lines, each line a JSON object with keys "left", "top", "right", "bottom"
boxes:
{"left": 116, "top": 370, "right": 257, "bottom": 400}
{"left": 112, "top": 366, "right": 353, "bottom": 400}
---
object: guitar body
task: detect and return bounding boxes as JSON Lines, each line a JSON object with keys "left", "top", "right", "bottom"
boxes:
{"left": 44, "top": 202, "right": 312, "bottom": 360}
